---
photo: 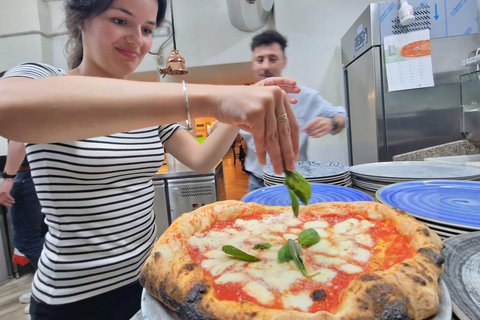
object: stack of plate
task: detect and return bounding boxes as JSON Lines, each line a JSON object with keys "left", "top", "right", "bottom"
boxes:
{"left": 242, "top": 183, "right": 373, "bottom": 205}
{"left": 376, "top": 180, "right": 480, "bottom": 240}
{"left": 262, "top": 161, "right": 351, "bottom": 187}
{"left": 351, "top": 161, "right": 480, "bottom": 195}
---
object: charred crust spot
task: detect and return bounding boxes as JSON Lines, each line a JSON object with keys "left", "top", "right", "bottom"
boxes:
{"left": 251, "top": 312, "right": 258, "bottom": 317}
{"left": 154, "top": 251, "right": 162, "bottom": 260}
{"left": 417, "top": 248, "right": 445, "bottom": 266}
{"left": 361, "top": 274, "right": 382, "bottom": 282}
{"left": 401, "top": 263, "right": 411, "bottom": 267}
{"left": 356, "top": 298, "right": 370, "bottom": 310}
{"left": 138, "top": 273, "right": 147, "bottom": 287}
{"left": 381, "top": 299, "right": 413, "bottom": 320}
{"left": 157, "top": 283, "right": 215, "bottom": 320}
{"left": 186, "top": 284, "right": 208, "bottom": 303}
{"left": 205, "top": 303, "right": 209, "bottom": 309}
{"left": 179, "top": 263, "right": 198, "bottom": 274}
{"left": 412, "top": 276, "right": 426, "bottom": 285}
{"left": 311, "top": 289, "right": 327, "bottom": 301}
{"left": 396, "top": 209, "right": 408, "bottom": 215}
{"left": 426, "top": 275, "right": 433, "bottom": 282}
{"left": 366, "top": 284, "right": 392, "bottom": 303}
{"left": 422, "top": 228, "right": 430, "bottom": 236}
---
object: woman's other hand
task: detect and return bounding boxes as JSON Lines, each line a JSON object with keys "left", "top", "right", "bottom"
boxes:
{"left": 254, "top": 76, "right": 300, "bottom": 105}
{"left": 0, "top": 179, "right": 15, "bottom": 207}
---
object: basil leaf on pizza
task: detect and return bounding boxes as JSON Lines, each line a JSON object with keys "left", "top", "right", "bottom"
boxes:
{"left": 222, "top": 245, "right": 260, "bottom": 262}
{"left": 141, "top": 201, "right": 445, "bottom": 320}
{"left": 298, "top": 228, "right": 321, "bottom": 246}
{"left": 253, "top": 243, "right": 272, "bottom": 250}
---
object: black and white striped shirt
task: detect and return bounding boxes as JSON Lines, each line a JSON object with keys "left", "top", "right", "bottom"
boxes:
{"left": 3, "top": 63, "right": 180, "bottom": 304}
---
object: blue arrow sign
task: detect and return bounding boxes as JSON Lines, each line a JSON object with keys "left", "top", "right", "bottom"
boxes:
{"left": 434, "top": 3, "right": 439, "bottom": 20}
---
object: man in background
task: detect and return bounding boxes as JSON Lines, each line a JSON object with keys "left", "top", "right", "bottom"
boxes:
{"left": 240, "top": 30, "right": 348, "bottom": 191}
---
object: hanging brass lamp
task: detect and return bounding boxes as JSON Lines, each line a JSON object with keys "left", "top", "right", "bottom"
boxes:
{"left": 159, "top": 0, "right": 188, "bottom": 77}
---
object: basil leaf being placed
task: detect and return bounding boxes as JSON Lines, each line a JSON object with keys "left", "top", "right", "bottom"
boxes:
{"left": 253, "top": 243, "right": 272, "bottom": 250}
{"left": 283, "top": 168, "right": 312, "bottom": 217}
{"left": 287, "top": 186, "right": 300, "bottom": 217}
{"left": 298, "top": 228, "right": 321, "bottom": 246}
{"left": 284, "top": 169, "right": 311, "bottom": 206}
{"left": 222, "top": 245, "right": 260, "bottom": 262}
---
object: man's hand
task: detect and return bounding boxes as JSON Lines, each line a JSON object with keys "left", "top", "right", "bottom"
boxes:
{"left": 302, "top": 117, "right": 335, "bottom": 138}
{"left": 0, "top": 179, "right": 15, "bottom": 207}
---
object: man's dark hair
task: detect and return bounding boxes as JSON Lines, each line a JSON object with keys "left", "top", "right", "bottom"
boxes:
{"left": 250, "top": 30, "right": 287, "bottom": 52}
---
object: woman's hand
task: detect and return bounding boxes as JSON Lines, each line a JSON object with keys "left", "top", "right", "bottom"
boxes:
{"left": 210, "top": 83, "right": 299, "bottom": 175}
{"left": 0, "top": 179, "right": 15, "bottom": 207}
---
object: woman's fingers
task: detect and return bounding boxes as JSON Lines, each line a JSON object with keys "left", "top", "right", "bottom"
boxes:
{"left": 256, "top": 88, "right": 298, "bottom": 175}
{"left": 255, "top": 77, "right": 301, "bottom": 104}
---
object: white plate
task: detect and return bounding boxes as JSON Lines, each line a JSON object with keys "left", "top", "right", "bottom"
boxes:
{"left": 141, "top": 279, "right": 451, "bottom": 320}
{"left": 350, "top": 162, "right": 480, "bottom": 182}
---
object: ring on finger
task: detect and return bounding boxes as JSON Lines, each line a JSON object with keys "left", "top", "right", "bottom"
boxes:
{"left": 276, "top": 113, "right": 288, "bottom": 123}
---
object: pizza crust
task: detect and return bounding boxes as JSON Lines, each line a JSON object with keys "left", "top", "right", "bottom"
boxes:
{"left": 140, "top": 201, "right": 444, "bottom": 320}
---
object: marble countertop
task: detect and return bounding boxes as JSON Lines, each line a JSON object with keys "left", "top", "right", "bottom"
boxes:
{"left": 392, "top": 139, "right": 480, "bottom": 161}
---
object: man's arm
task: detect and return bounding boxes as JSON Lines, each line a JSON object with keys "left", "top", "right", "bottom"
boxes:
{"left": 0, "top": 141, "right": 26, "bottom": 207}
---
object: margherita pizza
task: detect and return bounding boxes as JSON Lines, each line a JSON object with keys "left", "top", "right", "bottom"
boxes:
{"left": 140, "top": 201, "right": 444, "bottom": 320}
{"left": 400, "top": 40, "right": 431, "bottom": 57}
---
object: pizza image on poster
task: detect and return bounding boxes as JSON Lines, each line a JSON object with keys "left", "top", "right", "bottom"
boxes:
{"left": 400, "top": 40, "right": 431, "bottom": 57}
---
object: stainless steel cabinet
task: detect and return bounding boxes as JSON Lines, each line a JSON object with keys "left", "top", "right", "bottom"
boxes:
{"left": 151, "top": 161, "right": 225, "bottom": 236}
{"left": 152, "top": 180, "right": 169, "bottom": 237}
{"left": 167, "top": 176, "right": 217, "bottom": 222}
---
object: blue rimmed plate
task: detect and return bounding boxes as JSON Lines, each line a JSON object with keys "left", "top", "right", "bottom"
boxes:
{"left": 263, "top": 161, "right": 350, "bottom": 179}
{"left": 376, "top": 180, "right": 480, "bottom": 230}
{"left": 242, "top": 183, "right": 372, "bottom": 205}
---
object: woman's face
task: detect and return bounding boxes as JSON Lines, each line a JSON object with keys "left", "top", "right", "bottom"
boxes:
{"left": 81, "top": 0, "right": 158, "bottom": 78}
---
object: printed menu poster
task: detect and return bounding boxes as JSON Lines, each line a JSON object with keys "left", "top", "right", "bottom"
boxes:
{"left": 384, "top": 29, "right": 434, "bottom": 92}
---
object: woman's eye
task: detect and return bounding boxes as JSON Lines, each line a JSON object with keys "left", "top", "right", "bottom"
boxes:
{"left": 112, "top": 18, "right": 126, "bottom": 25}
{"left": 143, "top": 28, "right": 153, "bottom": 35}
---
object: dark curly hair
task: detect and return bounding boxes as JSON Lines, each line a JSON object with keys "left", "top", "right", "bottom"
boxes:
{"left": 64, "top": 0, "right": 167, "bottom": 69}
{"left": 250, "top": 30, "right": 287, "bottom": 53}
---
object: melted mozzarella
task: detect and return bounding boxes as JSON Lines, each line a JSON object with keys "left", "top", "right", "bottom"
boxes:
{"left": 333, "top": 218, "right": 360, "bottom": 234}
{"left": 215, "top": 273, "right": 247, "bottom": 284}
{"left": 309, "top": 239, "right": 339, "bottom": 256}
{"left": 264, "top": 268, "right": 303, "bottom": 292}
{"left": 243, "top": 281, "right": 275, "bottom": 305}
{"left": 283, "top": 233, "right": 298, "bottom": 240}
{"left": 304, "top": 221, "right": 329, "bottom": 229}
{"left": 311, "top": 267, "right": 337, "bottom": 283}
{"left": 352, "top": 247, "right": 372, "bottom": 262}
{"left": 339, "top": 264, "right": 363, "bottom": 274}
{"left": 312, "top": 255, "right": 347, "bottom": 267}
{"left": 282, "top": 292, "right": 313, "bottom": 312}
{"left": 354, "top": 234, "right": 374, "bottom": 247}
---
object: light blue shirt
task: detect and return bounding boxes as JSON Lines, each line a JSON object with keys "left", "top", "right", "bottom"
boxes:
{"left": 239, "top": 85, "right": 347, "bottom": 178}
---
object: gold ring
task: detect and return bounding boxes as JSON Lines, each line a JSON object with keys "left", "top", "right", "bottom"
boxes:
{"left": 276, "top": 113, "right": 288, "bottom": 123}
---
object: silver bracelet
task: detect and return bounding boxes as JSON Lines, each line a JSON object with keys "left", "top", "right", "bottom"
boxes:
{"left": 182, "top": 80, "right": 193, "bottom": 132}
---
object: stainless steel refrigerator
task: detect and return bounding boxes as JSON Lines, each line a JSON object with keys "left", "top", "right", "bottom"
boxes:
{"left": 341, "top": 0, "right": 479, "bottom": 165}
